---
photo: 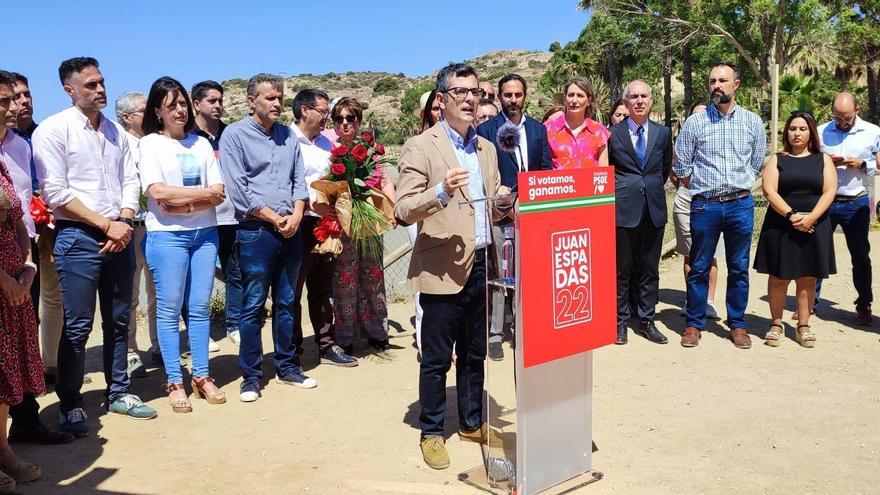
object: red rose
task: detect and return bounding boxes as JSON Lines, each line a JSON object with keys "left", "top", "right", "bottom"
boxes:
{"left": 360, "top": 131, "right": 375, "bottom": 144}
{"left": 331, "top": 145, "right": 349, "bottom": 158}
{"left": 330, "top": 162, "right": 346, "bottom": 176}
{"left": 351, "top": 145, "right": 369, "bottom": 163}
{"left": 374, "top": 144, "right": 385, "bottom": 155}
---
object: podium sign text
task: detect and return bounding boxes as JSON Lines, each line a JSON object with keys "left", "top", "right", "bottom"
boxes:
{"left": 518, "top": 168, "right": 617, "bottom": 368}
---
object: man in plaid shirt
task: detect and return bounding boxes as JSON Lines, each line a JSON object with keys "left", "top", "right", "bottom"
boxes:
{"left": 673, "top": 61, "right": 767, "bottom": 349}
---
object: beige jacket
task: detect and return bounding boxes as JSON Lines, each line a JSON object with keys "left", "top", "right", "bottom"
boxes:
{"left": 394, "top": 122, "right": 503, "bottom": 295}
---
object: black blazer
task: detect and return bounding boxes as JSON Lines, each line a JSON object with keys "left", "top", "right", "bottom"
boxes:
{"left": 607, "top": 119, "right": 673, "bottom": 229}
{"left": 477, "top": 113, "right": 553, "bottom": 187}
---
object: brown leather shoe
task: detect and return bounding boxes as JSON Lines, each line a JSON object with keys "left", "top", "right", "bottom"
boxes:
{"left": 680, "top": 327, "right": 701, "bottom": 347}
{"left": 729, "top": 328, "right": 752, "bottom": 349}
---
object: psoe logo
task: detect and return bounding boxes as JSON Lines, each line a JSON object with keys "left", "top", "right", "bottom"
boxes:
{"left": 551, "top": 228, "right": 592, "bottom": 329}
{"left": 592, "top": 170, "right": 609, "bottom": 194}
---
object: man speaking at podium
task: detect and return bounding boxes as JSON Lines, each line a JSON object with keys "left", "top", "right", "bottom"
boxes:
{"left": 395, "top": 62, "right": 510, "bottom": 470}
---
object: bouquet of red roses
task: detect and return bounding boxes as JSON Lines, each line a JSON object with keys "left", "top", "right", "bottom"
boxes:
{"left": 311, "top": 131, "right": 395, "bottom": 258}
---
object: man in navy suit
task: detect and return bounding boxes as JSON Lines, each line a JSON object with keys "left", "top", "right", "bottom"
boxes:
{"left": 477, "top": 73, "right": 552, "bottom": 359}
{"left": 608, "top": 80, "right": 673, "bottom": 345}
{"left": 477, "top": 74, "right": 552, "bottom": 187}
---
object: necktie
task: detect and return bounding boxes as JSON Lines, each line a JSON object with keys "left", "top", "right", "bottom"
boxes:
{"left": 635, "top": 126, "right": 646, "bottom": 169}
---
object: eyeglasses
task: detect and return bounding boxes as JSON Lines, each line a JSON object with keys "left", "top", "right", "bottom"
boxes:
{"left": 307, "top": 105, "right": 330, "bottom": 119}
{"left": 332, "top": 115, "right": 358, "bottom": 124}
{"left": 481, "top": 89, "right": 496, "bottom": 101}
{"left": 445, "top": 87, "right": 482, "bottom": 100}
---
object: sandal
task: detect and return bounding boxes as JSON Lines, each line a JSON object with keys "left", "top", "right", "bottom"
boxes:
{"left": 166, "top": 383, "right": 192, "bottom": 413}
{"left": 796, "top": 324, "right": 816, "bottom": 348}
{"left": 0, "top": 471, "right": 13, "bottom": 493}
{"left": 764, "top": 323, "right": 784, "bottom": 347}
{"left": 192, "top": 376, "right": 226, "bottom": 405}
{"left": 0, "top": 447, "right": 40, "bottom": 485}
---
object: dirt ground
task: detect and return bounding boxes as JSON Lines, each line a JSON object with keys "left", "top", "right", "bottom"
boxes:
{"left": 13, "top": 230, "right": 880, "bottom": 494}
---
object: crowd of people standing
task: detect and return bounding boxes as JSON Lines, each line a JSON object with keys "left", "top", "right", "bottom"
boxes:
{"left": 0, "top": 54, "right": 876, "bottom": 489}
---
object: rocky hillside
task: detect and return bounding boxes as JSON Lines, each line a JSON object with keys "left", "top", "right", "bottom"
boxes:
{"left": 220, "top": 49, "right": 553, "bottom": 127}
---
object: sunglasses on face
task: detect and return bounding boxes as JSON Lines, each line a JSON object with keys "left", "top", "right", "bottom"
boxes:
{"left": 333, "top": 115, "right": 358, "bottom": 124}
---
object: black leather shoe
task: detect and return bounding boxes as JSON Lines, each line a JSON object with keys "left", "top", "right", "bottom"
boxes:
{"left": 8, "top": 423, "right": 75, "bottom": 445}
{"left": 635, "top": 323, "right": 668, "bottom": 344}
{"left": 367, "top": 338, "right": 390, "bottom": 351}
{"left": 320, "top": 345, "right": 358, "bottom": 367}
{"left": 488, "top": 342, "right": 504, "bottom": 361}
{"left": 615, "top": 327, "right": 627, "bottom": 345}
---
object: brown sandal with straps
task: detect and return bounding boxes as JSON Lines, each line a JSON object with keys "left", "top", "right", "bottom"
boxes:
{"left": 166, "top": 383, "right": 192, "bottom": 413}
{"left": 192, "top": 376, "right": 226, "bottom": 405}
{"left": 0, "top": 446, "right": 40, "bottom": 486}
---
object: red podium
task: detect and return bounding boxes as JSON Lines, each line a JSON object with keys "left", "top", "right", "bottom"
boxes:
{"left": 459, "top": 167, "right": 617, "bottom": 494}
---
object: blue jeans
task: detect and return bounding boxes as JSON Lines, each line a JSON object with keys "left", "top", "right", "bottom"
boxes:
{"left": 145, "top": 228, "right": 219, "bottom": 384}
{"left": 232, "top": 224, "right": 303, "bottom": 385}
{"left": 217, "top": 225, "right": 242, "bottom": 333}
{"left": 816, "top": 195, "right": 872, "bottom": 308}
{"left": 54, "top": 221, "right": 134, "bottom": 412}
{"left": 686, "top": 195, "right": 755, "bottom": 330}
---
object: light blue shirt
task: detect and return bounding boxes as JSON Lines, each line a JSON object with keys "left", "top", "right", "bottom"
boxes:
{"left": 219, "top": 116, "right": 308, "bottom": 222}
{"left": 673, "top": 103, "right": 767, "bottom": 197}
{"left": 625, "top": 116, "right": 649, "bottom": 148}
{"left": 435, "top": 120, "right": 489, "bottom": 249}
{"left": 817, "top": 117, "right": 880, "bottom": 196}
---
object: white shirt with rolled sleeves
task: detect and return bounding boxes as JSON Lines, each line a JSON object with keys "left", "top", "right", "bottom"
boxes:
{"left": 818, "top": 117, "right": 880, "bottom": 196}
{"left": 32, "top": 107, "right": 140, "bottom": 220}
{"left": 0, "top": 130, "right": 35, "bottom": 237}
{"left": 290, "top": 124, "right": 333, "bottom": 218}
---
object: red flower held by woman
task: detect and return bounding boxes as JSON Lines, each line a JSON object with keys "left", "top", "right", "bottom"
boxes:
{"left": 374, "top": 144, "right": 385, "bottom": 156}
{"left": 351, "top": 144, "right": 369, "bottom": 163}
{"left": 331, "top": 145, "right": 349, "bottom": 158}
{"left": 360, "top": 131, "right": 375, "bottom": 145}
{"left": 330, "top": 162, "right": 346, "bottom": 177}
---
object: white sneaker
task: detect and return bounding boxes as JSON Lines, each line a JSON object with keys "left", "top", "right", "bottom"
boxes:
{"left": 239, "top": 382, "right": 261, "bottom": 402}
{"left": 706, "top": 302, "right": 720, "bottom": 320}
{"left": 227, "top": 330, "right": 241, "bottom": 346}
{"left": 208, "top": 339, "right": 221, "bottom": 353}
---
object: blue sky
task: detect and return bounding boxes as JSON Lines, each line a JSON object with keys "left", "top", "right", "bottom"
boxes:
{"left": 6, "top": 1, "right": 590, "bottom": 122}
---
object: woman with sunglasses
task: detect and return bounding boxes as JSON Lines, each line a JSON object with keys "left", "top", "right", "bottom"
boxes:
{"left": 140, "top": 76, "right": 227, "bottom": 411}
{"left": 754, "top": 111, "right": 837, "bottom": 348}
{"left": 545, "top": 77, "right": 610, "bottom": 169}
{"left": 330, "top": 97, "right": 396, "bottom": 353}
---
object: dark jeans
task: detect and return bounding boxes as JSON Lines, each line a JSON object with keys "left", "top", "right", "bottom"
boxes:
{"left": 293, "top": 216, "right": 336, "bottom": 354}
{"left": 217, "top": 224, "right": 243, "bottom": 333}
{"left": 419, "top": 254, "right": 486, "bottom": 437}
{"left": 54, "top": 221, "right": 134, "bottom": 412}
{"left": 616, "top": 209, "right": 663, "bottom": 327}
{"left": 686, "top": 195, "right": 754, "bottom": 330}
{"left": 816, "top": 195, "right": 872, "bottom": 308}
{"left": 232, "top": 224, "right": 303, "bottom": 385}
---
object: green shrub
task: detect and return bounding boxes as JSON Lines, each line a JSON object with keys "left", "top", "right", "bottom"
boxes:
{"left": 373, "top": 77, "right": 402, "bottom": 96}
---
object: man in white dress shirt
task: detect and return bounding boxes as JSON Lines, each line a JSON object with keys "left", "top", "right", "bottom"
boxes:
{"left": 33, "top": 57, "right": 157, "bottom": 438}
{"left": 815, "top": 92, "right": 880, "bottom": 325}
{"left": 289, "top": 88, "right": 357, "bottom": 367}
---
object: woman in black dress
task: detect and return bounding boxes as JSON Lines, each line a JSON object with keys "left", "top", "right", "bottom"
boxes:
{"left": 754, "top": 111, "right": 837, "bottom": 347}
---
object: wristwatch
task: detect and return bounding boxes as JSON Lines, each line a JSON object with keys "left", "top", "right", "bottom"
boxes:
{"left": 785, "top": 209, "right": 797, "bottom": 219}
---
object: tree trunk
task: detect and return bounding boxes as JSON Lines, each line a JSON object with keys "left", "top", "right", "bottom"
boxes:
{"left": 663, "top": 49, "right": 672, "bottom": 128}
{"left": 682, "top": 41, "right": 694, "bottom": 113}
{"left": 605, "top": 47, "right": 622, "bottom": 104}
{"left": 868, "top": 64, "right": 879, "bottom": 124}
